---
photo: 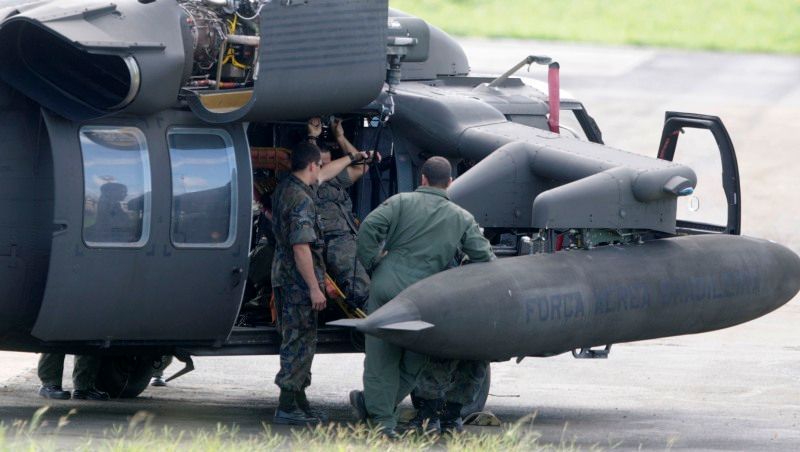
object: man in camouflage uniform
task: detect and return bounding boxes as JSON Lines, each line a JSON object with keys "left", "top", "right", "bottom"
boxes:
{"left": 309, "top": 117, "right": 374, "bottom": 308}
{"left": 411, "top": 359, "right": 489, "bottom": 433}
{"left": 349, "top": 157, "right": 495, "bottom": 437}
{"left": 271, "top": 136, "right": 368, "bottom": 425}
{"left": 37, "top": 353, "right": 109, "bottom": 400}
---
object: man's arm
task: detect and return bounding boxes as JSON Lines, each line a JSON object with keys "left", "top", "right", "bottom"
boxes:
{"left": 333, "top": 118, "right": 380, "bottom": 184}
{"left": 319, "top": 153, "right": 367, "bottom": 183}
{"left": 286, "top": 194, "right": 326, "bottom": 310}
{"left": 460, "top": 220, "right": 495, "bottom": 263}
{"left": 357, "top": 197, "right": 397, "bottom": 272}
{"left": 292, "top": 243, "right": 326, "bottom": 311}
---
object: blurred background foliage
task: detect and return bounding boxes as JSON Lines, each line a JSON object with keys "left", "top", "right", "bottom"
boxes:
{"left": 390, "top": 0, "right": 800, "bottom": 54}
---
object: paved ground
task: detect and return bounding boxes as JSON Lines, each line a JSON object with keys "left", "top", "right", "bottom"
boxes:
{"left": 1, "top": 39, "right": 798, "bottom": 450}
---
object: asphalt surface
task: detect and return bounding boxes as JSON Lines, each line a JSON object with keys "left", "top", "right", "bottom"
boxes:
{"left": 1, "top": 39, "right": 799, "bottom": 450}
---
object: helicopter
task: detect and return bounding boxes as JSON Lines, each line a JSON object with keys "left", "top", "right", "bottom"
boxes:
{"left": 0, "top": 0, "right": 797, "bottom": 416}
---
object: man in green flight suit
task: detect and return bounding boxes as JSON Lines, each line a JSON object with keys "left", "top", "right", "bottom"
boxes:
{"left": 349, "top": 157, "right": 495, "bottom": 437}
{"left": 308, "top": 117, "right": 376, "bottom": 308}
{"left": 271, "top": 135, "right": 369, "bottom": 425}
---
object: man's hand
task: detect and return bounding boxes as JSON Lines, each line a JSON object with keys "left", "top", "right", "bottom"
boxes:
{"left": 307, "top": 117, "right": 322, "bottom": 138}
{"left": 310, "top": 286, "right": 327, "bottom": 311}
{"left": 332, "top": 117, "right": 345, "bottom": 139}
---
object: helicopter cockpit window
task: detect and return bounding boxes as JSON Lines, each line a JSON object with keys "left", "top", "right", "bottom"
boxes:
{"left": 80, "top": 126, "right": 151, "bottom": 247}
{"left": 168, "top": 128, "right": 237, "bottom": 248}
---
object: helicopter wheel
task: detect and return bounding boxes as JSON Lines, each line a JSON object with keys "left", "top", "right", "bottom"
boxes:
{"left": 95, "top": 355, "right": 158, "bottom": 399}
{"left": 410, "top": 362, "right": 491, "bottom": 417}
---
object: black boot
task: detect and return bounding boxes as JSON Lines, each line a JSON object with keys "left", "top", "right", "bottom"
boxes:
{"left": 439, "top": 402, "right": 464, "bottom": 433}
{"left": 296, "top": 389, "right": 329, "bottom": 423}
{"left": 405, "top": 397, "right": 442, "bottom": 434}
{"left": 274, "top": 389, "right": 319, "bottom": 426}
{"left": 38, "top": 385, "right": 71, "bottom": 400}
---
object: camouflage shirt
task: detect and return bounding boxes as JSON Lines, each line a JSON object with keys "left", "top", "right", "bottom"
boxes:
{"left": 270, "top": 174, "right": 325, "bottom": 289}
{"left": 316, "top": 169, "right": 357, "bottom": 235}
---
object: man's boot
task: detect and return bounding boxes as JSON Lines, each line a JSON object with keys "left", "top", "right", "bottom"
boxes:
{"left": 296, "top": 389, "right": 329, "bottom": 423}
{"left": 405, "top": 397, "right": 442, "bottom": 434}
{"left": 273, "top": 389, "right": 319, "bottom": 426}
{"left": 348, "top": 390, "right": 367, "bottom": 423}
{"left": 439, "top": 402, "right": 464, "bottom": 433}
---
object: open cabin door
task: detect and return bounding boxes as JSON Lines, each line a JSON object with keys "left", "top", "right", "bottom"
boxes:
{"left": 32, "top": 111, "right": 252, "bottom": 343}
{"left": 657, "top": 112, "right": 741, "bottom": 235}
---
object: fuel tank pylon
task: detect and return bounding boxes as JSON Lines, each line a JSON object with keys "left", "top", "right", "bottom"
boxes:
{"left": 330, "top": 235, "right": 800, "bottom": 361}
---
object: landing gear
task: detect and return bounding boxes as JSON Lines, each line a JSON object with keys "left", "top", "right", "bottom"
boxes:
{"left": 95, "top": 355, "right": 158, "bottom": 398}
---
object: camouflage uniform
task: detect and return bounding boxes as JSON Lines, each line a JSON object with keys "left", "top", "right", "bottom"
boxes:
{"left": 38, "top": 353, "right": 101, "bottom": 391}
{"left": 356, "top": 186, "right": 494, "bottom": 430}
{"left": 317, "top": 169, "right": 369, "bottom": 308}
{"left": 414, "top": 359, "right": 488, "bottom": 406}
{"left": 271, "top": 174, "right": 325, "bottom": 391}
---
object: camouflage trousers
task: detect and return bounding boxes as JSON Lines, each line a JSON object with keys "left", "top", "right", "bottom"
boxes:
{"left": 37, "top": 353, "right": 101, "bottom": 391}
{"left": 324, "top": 233, "right": 370, "bottom": 309}
{"left": 414, "top": 359, "right": 488, "bottom": 406}
{"left": 274, "top": 284, "right": 317, "bottom": 391}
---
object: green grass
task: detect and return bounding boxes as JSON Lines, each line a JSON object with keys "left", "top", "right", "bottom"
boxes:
{"left": 390, "top": 0, "right": 800, "bottom": 54}
{"left": 0, "top": 408, "right": 595, "bottom": 452}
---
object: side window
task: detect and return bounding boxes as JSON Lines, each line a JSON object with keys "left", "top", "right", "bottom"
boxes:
{"left": 80, "top": 126, "right": 151, "bottom": 247}
{"left": 168, "top": 128, "right": 237, "bottom": 248}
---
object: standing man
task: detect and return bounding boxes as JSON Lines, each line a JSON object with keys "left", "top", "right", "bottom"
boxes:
{"left": 350, "top": 157, "right": 494, "bottom": 437}
{"left": 310, "top": 118, "right": 375, "bottom": 309}
{"left": 38, "top": 353, "right": 109, "bottom": 400}
{"left": 271, "top": 137, "right": 368, "bottom": 425}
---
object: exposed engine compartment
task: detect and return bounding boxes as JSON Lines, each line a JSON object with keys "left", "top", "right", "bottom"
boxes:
{"left": 179, "top": 0, "right": 262, "bottom": 91}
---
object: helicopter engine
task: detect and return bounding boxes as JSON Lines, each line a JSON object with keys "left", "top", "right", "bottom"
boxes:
{"left": 178, "top": 0, "right": 262, "bottom": 90}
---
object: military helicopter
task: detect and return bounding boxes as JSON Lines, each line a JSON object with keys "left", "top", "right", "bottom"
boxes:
{"left": 0, "top": 0, "right": 797, "bottom": 416}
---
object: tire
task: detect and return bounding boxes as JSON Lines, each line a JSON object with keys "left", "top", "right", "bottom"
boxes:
{"left": 410, "top": 362, "right": 491, "bottom": 416}
{"left": 95, "top": 355, "right": 158, "bottom": 399}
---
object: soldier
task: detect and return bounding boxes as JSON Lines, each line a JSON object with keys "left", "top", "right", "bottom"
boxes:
{"left": 410, "top": 359, "right": 489, "bottom": 433}
{"left": 271, "top": 137, "right": 368, "bottom": 425}
{"left": 309, "top": 117, "right": 375, "bottom": 309}
{"left": 37, "top": 353, "right": 109, "bottom": 400}
{"left": 349, "top": 157, "right": 495, "bottom": 437}
{"left": 150, "top": 355, "right": 172, "bottom": 387}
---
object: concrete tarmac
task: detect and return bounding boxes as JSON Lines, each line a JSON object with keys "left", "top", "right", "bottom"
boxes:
{"left": 0, "top": 39, "right": 798, "bottom": 450}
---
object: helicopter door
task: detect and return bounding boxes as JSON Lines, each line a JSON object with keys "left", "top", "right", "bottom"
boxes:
{"left": 32, "top": 111, "right": 252, "bottom": 343}
{"left": 657, "top": 112, "right": 741, "bottom": 235}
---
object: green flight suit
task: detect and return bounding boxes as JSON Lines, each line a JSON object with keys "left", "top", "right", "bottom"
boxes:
{"left": 356, "top": 186, "right": 494, "bottom": 430}
{"left": 38, "top": 353, "right": 101, "bottom": 391}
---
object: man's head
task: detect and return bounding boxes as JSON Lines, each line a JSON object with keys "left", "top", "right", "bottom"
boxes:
{"left": 291, "top": 141, "right": 322, "bottom": 184}
{"left": 319, "top": 147, "right": 332, "bottom": 166}
{"left": 420, "top": 156, "right": 452, "bottom": 189}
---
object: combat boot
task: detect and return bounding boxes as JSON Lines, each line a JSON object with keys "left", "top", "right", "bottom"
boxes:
{"left": 38, "top": 385, "right": 70, "bottom": 400}
{"left": 348, "top": 389, "right": 367, "bottom": 423}
{"left": 296, "top": 389, "right": 329, "bottom": 423}
{"left": 273, "top": 389, "right": 319, "bottom": 426}
{"left": 404, "top": 397, "right": 442, "bottom": 434}
{"left": 439, "top": 402, "right": 464, "bottom": 433}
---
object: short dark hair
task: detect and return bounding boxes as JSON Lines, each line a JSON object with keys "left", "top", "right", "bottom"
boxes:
{"left": 421, "top": 156, "right": 452, "bottom": 188}
{"left": 291, "top": 142, "right": 321, "bottom": 172}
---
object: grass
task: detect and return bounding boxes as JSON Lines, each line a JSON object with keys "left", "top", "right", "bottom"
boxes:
{"left": 389, "top": 0, "right": 800, "bottom": 54}
{"left": 0, "top": 408, "right": 597, "bottom": 452}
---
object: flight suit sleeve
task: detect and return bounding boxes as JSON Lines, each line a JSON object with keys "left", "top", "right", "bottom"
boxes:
{"left": 287, "top": 196, "right": 318, "bottom": 245}
{"left": 460, "top": 218, "right": 494, "bottom": 263}
{"left": 357, "top": 196, "right": 397, "bottom": 271}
